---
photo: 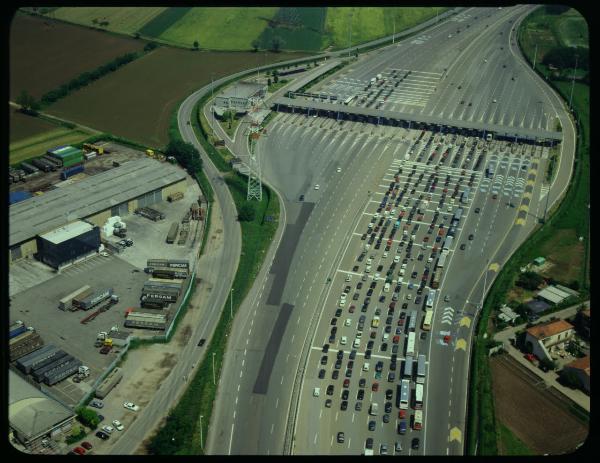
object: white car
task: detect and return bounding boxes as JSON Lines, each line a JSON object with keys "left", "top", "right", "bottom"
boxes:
{"left": 340, "top": 293, "right": 347, "bottom": 300}
{"left": 100, "top": 251, "right": 109, "bottom": 257}
{"left": 112, "top": 420, "right": 124, "bottom": 431}
{"left": 340, "top": 336, "right": 347, "bottom": 346}
{"left": 314, "top": 184, "right": 320, "bottom": 190}
{"left": 345, "top": 318, "right": 352, "bottom": 327}
{"left": 123, "top": 402, "right": 140, "bottom": 412}
{"left": 102, "top": 425, "right": 114, "bottom": 434}
{"left": 336, "top": 167, "right": 341, "bottom": 173}
{"left": 394, "top": 255, "right": 400, "bottom": 263}
{"left": 313, "top": 387, "right": 320, "bottom": 397}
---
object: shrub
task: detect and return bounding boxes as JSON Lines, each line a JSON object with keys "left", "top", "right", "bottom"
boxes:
{"left": 238, "top": 203, "right": 256, "bottom": 222}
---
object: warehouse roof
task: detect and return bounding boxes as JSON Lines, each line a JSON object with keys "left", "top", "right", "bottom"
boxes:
{"left": 39, "top": 220, "right": 94, "bottom": 245}
{"left": 10, "top": 158, "right": 186, "bottom": 246}
{"left": 9, "top": 370, "right": 75, "bottom": 440}
{"left": 526, "top": 319, "right": 574, "bottom": 340}
{"left": 537, "top": 286, "right": 570, "bottom": 304}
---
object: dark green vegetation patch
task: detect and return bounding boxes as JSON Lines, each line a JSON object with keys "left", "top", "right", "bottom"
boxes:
{"left": 257, "top": 7, "right": 327, "bottom": 52}
{"left": 138, "top": 7, "right": 192, "bottom": 37}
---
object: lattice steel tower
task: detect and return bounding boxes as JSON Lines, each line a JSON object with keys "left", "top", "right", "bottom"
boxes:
{"left": 246, "top": 123, "right": 263, "bottom": 201}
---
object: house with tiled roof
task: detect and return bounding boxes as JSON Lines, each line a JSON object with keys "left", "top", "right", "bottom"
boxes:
{"left": 562, "top": 355, "right": 590, "bottom": 393}
{"left": 524, "top": 319, "right": 575, "bottom": 363}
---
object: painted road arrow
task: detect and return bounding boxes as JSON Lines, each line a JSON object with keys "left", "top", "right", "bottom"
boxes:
{"left": 449, "top": 427, "right": 462, "bottom": 443}
{"left": 459, "top": 316, "right": 471, "bottom": 328}
{"left": 455, "top": 338, "right": 467, "bottom": 351}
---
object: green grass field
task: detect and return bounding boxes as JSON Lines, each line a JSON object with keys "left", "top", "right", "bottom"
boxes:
{"left": 137, "top": 7, "right": 192, "bottom": 38}
{"left": 51, "top": 7, "right": 167, "bottom": 35}
{"left": 498, "top": 421, "right": 534, "bottom": 455}
{"left": 325, "top": 7, "right": 448, "bottom": 49}
{"left": 9, "top": 126, "right": 93, "bottom": 165}
{"left": 555, "top": 11, "right": 588, "bottom": 48}
{"left": 159, "top": 7, "right": 278, "bottom": 50}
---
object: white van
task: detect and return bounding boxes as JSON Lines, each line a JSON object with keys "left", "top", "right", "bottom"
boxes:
{"left": 370, "top": 403, "right": 379, "bottom": 416}
{"left": 383, "top": 333, "right": 389, "bottom": 341}
{"left": 363, "top": 362, "right": 370, "bottom": 372}
{"left": 345, "top": 274, "right": 352, "bottom": 282}
{"left": 354, "top": 338, "right": 361, "bottom": 348}
{"left": 313, "top": 387, "right": 320, "bottom": 397}
{"left": 384, "top": 283, "right": 391, "bottom": 292}
{"left": 340, "top": 336, "right": 347, "bottom": 346}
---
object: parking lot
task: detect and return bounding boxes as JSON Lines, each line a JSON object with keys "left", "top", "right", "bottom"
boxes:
{"left": 297, "top": 125, "right": 545, "bottom": 455}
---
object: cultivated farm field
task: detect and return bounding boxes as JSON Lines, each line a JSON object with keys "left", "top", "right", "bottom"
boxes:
{"left": 325, "top": 7, "right": 449, "bottom": 49}
{"left": 158, "top": 7, "right": 278, "bottom": 50}
{"left": 9, "top": 109, "right": 58, "bottom": 143}
{"left": 46, "top": 47, "right": 307, "bottom": 147}
{"left": 490, "top": 355, "right": 588, "bottom": 455}
{"left": 10, "top": 12, "right": 144, "bottom": 100}
{"left": 50, "top": 7, "right": 167, "bottom": 35}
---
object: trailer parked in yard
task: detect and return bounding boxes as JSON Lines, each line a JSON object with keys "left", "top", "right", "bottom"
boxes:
{"left": 141, "top": 285, "right": 180, "bottom": 297}
{"left": 31, "top": 158, "right": 54, "bottom": 172}
{"left": 141, "top": 292, "right": 178, "bottom": 303}
{"left": 32, "top": 355, "right": 75, "bottom": 382}
{"left": 135, "top": 207, "right": 164, "bottom": 221}
{"left": 95, "top": 368, "right": 123, "bottom": 399}
{"left": 147, "top": 259, "right": 190, "bottom": 271}
{"left": 21, "top": 349, "right": 68, "bottom": 376}
{"left": 60, "top": 164, "right": 85, "bottom": 181}
{"left": 10, "top": 331, "right": 44, "bottom": 361}
{"left": 44, "top": 359, "right": 83, "bottom": 386}
{"left": 21, "top": 162, "right": 39, "bottom": 174}
{"left": 167, "top": 191, "right": 184, "bottom": 202}
{"left": 77, "top": 288, "right": 114, "bottom": 311}
{"left": 59, "top": 285, "right": 91, "bottom": 311}
{"left": 166, "top": 222, "right": 179, "bottom": 244}
{"left": 152, "top": 268, "right": 188, "bottom": 279}
{"left": 15, "top": 344, "right": 59, "bottom": 374}
{"left": 141, "top": 299, "right": 167, "bottom": 309}
{"left": 9, "top": 321, "right": 26, "bottom": 339}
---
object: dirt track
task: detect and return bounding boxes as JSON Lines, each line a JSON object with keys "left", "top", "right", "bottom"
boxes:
{"left": 490, "top": 354, "right": 588, "bottom": 455}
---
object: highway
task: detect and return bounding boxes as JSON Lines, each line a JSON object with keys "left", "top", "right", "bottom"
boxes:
{"left": 203, "top": 4, "right": 576, "bottom": 457}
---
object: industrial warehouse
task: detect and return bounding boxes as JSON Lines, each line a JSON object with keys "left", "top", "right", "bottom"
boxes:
{"left": 9, "top": 158, "right": 187, "bottom": 266}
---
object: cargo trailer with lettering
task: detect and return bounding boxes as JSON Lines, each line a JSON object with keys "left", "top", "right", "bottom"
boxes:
{"left": 95, "top": 368, "right": 123, "bottom": 399}
{"left": 16, "top": 345, "right": 61, "bottom": 374}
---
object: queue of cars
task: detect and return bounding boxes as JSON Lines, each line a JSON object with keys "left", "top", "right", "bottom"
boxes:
{"left": 314, "top": 132, "right": 489, "bottom": 454}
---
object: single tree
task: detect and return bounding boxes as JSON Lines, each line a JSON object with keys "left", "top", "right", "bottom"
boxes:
{"left": 16, "top": 90, "right": 40, "bottom": 112}
{"left": 251, "top": 39, "right": 260, "bottom": 52}
{"left": 267, "top": 77, "right": 272, "bottom": 87}
{"left": 239, "top": 203, "right": 256, "bottom": 222}
{"left": 193, "top": 40, "right": 199, "bottom": 49}
{"left": 271, "top": 37, "right": 282, "bottom": 52}
{"left": 559, "top": 369, "right": 582, "bottom": 389}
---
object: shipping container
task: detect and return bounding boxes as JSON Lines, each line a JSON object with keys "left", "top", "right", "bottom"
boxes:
{"left": 78, "top": 288, "right": 114, "bottom": 310}
{"left": 31, "top": 158, "right": 54, "bottom": 172}
{"left": 60, "top": 164, "right": 85, "bottom": 180}
{"left": 124, "top": 318, "right": 167, "bottom": 330}
{"left": 9, "top": 321, "right": 26, "bottom": 339}
{"left": 141, "top": 292, "right": 178, "bottom": 303}
{"left": 95, "top": 368, "right": 123, "bottom": 399}
{"left": 21, "top": 162, "right": 39, "bottom": 174}
{"left": 147, "top": 259, "right": 190, "bottom": 270}
{"left": 10, "top": 337, "right": 44, "bottom": 361}
{"left": 32, "top": 355, "right": 74, "bottom": 382}
{"left": 44, "top": 359, "right": 83, "bottom": 386}
{"left": 141, "top": 300, "right": 167, "bottom": 309}
{"left": 20, "top": 348, "right": 66, "bottom": 375}
{"left": 10, "top": 330, "right": 35, "bottom": 347}
{"left": 147, "top": 278, "right": 183, "bottom": 289}
{"left": 59, "top": 285, "right": 91, "bottom": 310}
{"left": 167, "top": 191, "right": 184, "bottom": 202}
{"left": 72, "top": 289, "right": 94, "bottom": 307}
{"left": 15, "top": 345, "right": 60, "bottom": 374}
{"left": 152, "top": 268, "right": 188, "bottom": 279}
{"left": 166, "top": 222, "right": 179, "bottom": 244}
{"left": 142, "top": 287, "right": 179, "bottom": 298}
{"left": 42, "top": 155, "right": 62, "bottom": 167}
{"left": 62, "top": 157, "right": 83, "bottom": 169}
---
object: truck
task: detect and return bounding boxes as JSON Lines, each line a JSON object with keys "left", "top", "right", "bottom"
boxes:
{"left": 44, "top": 359, "right": 83, "bottom": 386}
{"left": 31, "top": 158, "right": 54, "bottom": 172}
{"left": 167, "top": 191, "right": 184, "bottom": 202}
{"left": 166, "top": 222, "right": 179, "bottom": 244}
{"left": 431, "top": 271, "right": 441, "bottom": 289}
{"left": 32, "top": 355, "right": 75, "bottom": 382}
{"left": 151, "top": 268, "right": 188, "bottom": 280}
{"left": 59, "top": 285, "right": 91, "bottom": 311}
{"left": 95, "top": 368, "right": 123, "bottom": 399}
{"left": 141, "top": 285, "right": 180, "bottom": 298}
{"left": 25, "top": 350, "right": 69, "bottom": 378}
{"left": 77, "top": 288, "right": 114, "bottom": 311}
{"left": 21, "top": 162, "right": 40, "bottom": 174}
{"left": 141, "top": 292, "right": 178, "bottom": 303}
{"left": 413, "top": 410, "right": 423, "bottom": 430}
{"left": 60, "top": 164, "right": 85, "bottom": 181}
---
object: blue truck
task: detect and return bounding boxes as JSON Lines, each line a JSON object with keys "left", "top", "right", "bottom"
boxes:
{"left": 60, "top": 164, "right": 84, "bottom": 181}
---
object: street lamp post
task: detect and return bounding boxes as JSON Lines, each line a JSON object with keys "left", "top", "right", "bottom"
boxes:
{"left": 230, "top": 288, "right": 234, "bottom": 319}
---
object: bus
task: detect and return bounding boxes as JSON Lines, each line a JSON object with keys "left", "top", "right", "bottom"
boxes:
{"left": 405, "top": 331, "right": 416, "bottom": 356}
{"left": 443, "top": 236, "right": 453, "bottom": 252}
{"left": 461, "top": 187, "right": 470, "bottom": 204}
{"left": 408, "top": 310, "right": 418, "bottom": 331}
{"left": 452, "top": 208, "right": 463, "bottom": 224}
{"left": 398, "top": 379, "right": 410, "bottom": 410}
{"left": 431, "top": 272, "right": 441, "bottom": 289}
{"left": 416, "top": 354, "right": 427, "bottom": 383}
{"left": 436, "top": 252, "right": 448, "bottom": 269}
{"left": 426, "top": 289, "right": 436, "bottom": 309}
{"left": 343, "top": 95, "right": 355, "bottom": 105}
{"left": 413, "top": 383, "right": 424, "bottom": 410}
{"left": 422, "top": 311, "right": 433, "bottom": 331}
{"left": 403, "top": 355, "right": 414, "bottom": 379}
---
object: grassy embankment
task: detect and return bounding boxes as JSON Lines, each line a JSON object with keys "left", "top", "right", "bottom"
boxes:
{"left": 466, "top": 6, "right": 589, "bottom": 456}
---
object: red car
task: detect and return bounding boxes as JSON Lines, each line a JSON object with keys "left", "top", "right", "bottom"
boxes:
{"left": 81, "top": 442, "right": 93, "bottom": 450}
{"left": 524, "top": 353, "right": 535, "bottom": 363}
{"left": 398, "top": 409, "right": 406, "bottom": 419}
{"left": 343, "top": 379, "right": 350, "bottom": 388}
{"left": 349, "top": 305, "right": 355, "bottom": 313}
{"left": 372, "top": 382, "right": 379, "bottom": 392}
{"left": 443, "top": 335, "right": 451, "bottom": 344}
{"left": 392, "top": 335, "right": 400, "bottom": 344}
{"left": 73, "top": 447, "right": 86, "bottom": 455}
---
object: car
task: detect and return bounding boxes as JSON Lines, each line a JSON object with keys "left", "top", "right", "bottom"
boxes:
{"left": 97, "top": 414, "right": 105, "bottom": 423}
{"left": 385, "top": 389, "right": 393, "bottom": 400}
{"left": 197, "top": 338, "right": 206, "bottom": 347}
{"left": 395, "top": 441, "right": 403, "bottom": 453}
{"left": 90, "top": 398, "right": 104, "bottom": 409}
{"left": 460, "top": 243, "right": 466, "bottom": 250}
{"left": 349, "top": 305, "right": 356, "bottom": 313}
{"left": 350, "top": 349, "right": 357, "bottom": 360}
{"left": 385, "top": 402, "right": 392, "bottom": 413}
{"left": 327, "top": 385, "right": 335, "bottom": 395}
{"left": 299, "top": 194, "right": 305, "bottom": 201}
{"left": 443, "top": 335, "right": 452, "bottom": 344}
{"left": 412, "top": 438, "right": 420, "bottom": 450}
{"left": 337, "top": 432, "right": 345, "bottom": 443}
{"left": 118, "top": 240, "right": 127, "bottom": 247}
{"left": 468, "top": 234, "right": 474, "bottom": 240}
{"left": 359, "top": 378, "right": 367, "bottom": 388}
{"left": 331, "top": 318, "right": 337, "bottom": 326}
{"left": 343, "top": 378, "right": 350, "bottom": 388}
{"left": 102, "top": 425, "right": 114, "bottom": 434}
{"left": 322, "top": 344, "right": 330, "bottom": 353}
{"left": 474, "top": 207, "right": 480, "bottom": 213}
{"left": 73, "top": 447, "right": 86, "bottom": 455}
{"left": 366, "top": 438, "right": 374, "bottom": 450}
{"left": 325, "top": 399, "right": 332, "bottom": 408}
{"left": 100, "top": 345, "right": 112, "bottom": 354}
{"left": 335, "top": 359, "right": 342, "bottom": 369}
{"left": 100, "top": 251, "right": 110, "bottom": 257}
{"left": 398, "top": 409, "right": 406, "bottom": 419}
{"left": 368, "top": 420, "right": 376, "bottom": 431}
{"left": 125, "top": 239, "right": 133, "bottom": 247}
{"left": 357, "top": 388, "right": 365, "bottom": 401}
{"left": 342, "top": 389, "right": 349, "bottom": 400}
{"left": 398, "top": 421, "right": 407, "bottom": 435}
{"left": 372, "top": 382, "right": 379, "bottom": 392}
{"left": 123, "top": 402, "right": 140, "bottom": 412}
{"left": 335, "top": 308, "right": 343, "bottom": 317}
{"left": 321, "top": 355, "right": 328, "bottom": 365}
{"left": 314, "top": 184, "right": 320, "bottom": 190}
{"left": 318, "top": 369, "right": 326, "bottom": 379}
{"left": 112, "top": 420, "right": 124, "bottom": 431}
{"left": 383, "top": 414, "right": 390, "bottom": 423}
{"left": 365, "top": 349, "right": 372, "bottom": 359}
{"left": 420, "top": 331, "right": 427, "bottom": 340}
{"left": 95, "top": 431, "right": 109, "bottom": 440}
{"left": 355, "top": 401, "right": 363, "bottom": 411}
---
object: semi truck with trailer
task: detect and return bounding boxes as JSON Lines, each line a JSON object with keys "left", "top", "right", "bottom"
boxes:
{"left": 76, "top": 288, "right": 114, "bottom": 310}
{"left": 59, "top": 285, "right": 91, "bottom": 310}
{"left": 147, "top": 259, "right": 190, "bottom": 271}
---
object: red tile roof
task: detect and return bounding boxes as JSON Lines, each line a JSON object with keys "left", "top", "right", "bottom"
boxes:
{"left": 566, "top": 355, "right": 590, "bottom": 376}
{"left": 526, "top": 319, "right": 574, "bottom": 340}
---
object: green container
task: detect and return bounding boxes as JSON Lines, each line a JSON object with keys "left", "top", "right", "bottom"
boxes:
{"left": 63, "top": 156, "right": 83, "bottom": 168}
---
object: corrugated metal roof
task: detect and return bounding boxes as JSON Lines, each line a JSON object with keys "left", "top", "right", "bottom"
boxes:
{"left": 9, "top": 158, "right": 186, "bottom": 246}
{"left": 537, "top": 287, "right": 567, "bottom": 304}
{"left": 219, "top": 81, "right": 266, "bottom": 100}
{"left": 9, "top": 370, "right": 75, "bottom": 439}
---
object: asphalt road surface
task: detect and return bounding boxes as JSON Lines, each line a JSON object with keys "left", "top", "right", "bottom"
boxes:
{"left": 204, "top": 4, "right": 576, "bottom": 457}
